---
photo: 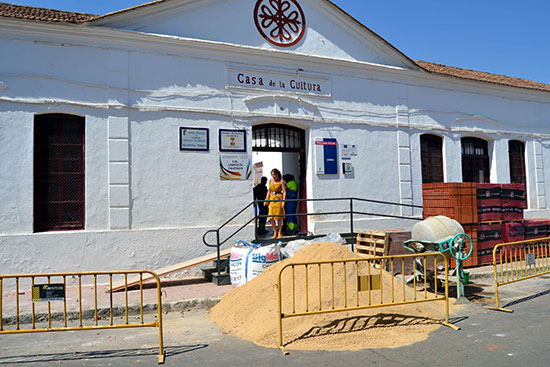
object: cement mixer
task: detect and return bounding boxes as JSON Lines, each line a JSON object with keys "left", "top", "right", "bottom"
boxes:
{"left": 403, "top": 216, "right": 472, "bottom": 301}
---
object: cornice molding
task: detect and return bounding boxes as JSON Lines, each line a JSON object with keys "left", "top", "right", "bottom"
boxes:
{"left": 1, "top": 18, "right": 549, "bottom": 104}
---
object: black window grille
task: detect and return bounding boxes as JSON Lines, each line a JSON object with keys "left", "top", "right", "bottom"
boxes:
{"left": 34, "top": 114, "right": 85, "bottom": 232}
{"left": 252, "top": 125, "right": 302, "bottom": 150}
{"left": 461, "top": 137, "right": 489, "bottom": 183}
{"left": 509, "top": 140, "right": 526, "bottom": 184}
{"left": 420, "top": 134, "right": 444, "bottom": 183}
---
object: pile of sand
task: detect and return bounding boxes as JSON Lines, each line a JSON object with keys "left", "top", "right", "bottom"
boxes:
{"left": 210, "top": 242, "right": 459, "bottom": 350}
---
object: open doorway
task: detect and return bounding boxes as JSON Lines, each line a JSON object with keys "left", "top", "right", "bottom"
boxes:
{"left": 252, "top": 124, "right": 306, "bottom": 237}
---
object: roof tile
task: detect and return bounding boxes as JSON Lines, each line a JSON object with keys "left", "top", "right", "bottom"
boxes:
{"left": 417, "top": 60, "right": 550, "bottom": 92}
{"left": 0, "top": 2, "right": 96, "bottom": 23}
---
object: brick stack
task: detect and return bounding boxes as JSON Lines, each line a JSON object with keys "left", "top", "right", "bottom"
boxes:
{"left": 422, "top": 183, "right": 478, "bottom": 267}
{"left": 501, "top": 184, "right": 526, "bottom": 221}
{"left": 523, "top": 220, "right": 549, "bottom": 240}
{"left": 476, "top": 183, "right": 502, "bottom": 221}
{"left": 502, "top": 222, "right": 525, "bottom": 243}
{"left": 423, "top": 182, "right": 530, "bottom": 267}
{"left": 422, "top": 183, "right": 477, "bottom": 223}
{"left": 421, "top": 183, "right": 550, "bottom": 266}
{"left": 477, "top": 223, "right": 503, "bottom": 264}
{"left": 475, "top": 183, "right": 526, "bottom": 265}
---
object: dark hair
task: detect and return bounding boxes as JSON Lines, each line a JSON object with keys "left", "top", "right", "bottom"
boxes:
{"left": 260, "top": 176, "right": 267, "bottom": 184}
{"left": 271, "top": 168, "right": 282, "bottom": 180}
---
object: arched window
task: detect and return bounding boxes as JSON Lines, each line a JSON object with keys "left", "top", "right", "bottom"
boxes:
{"left": 461, "top": 137, "right": 489, "bottom": 183}
{"left": 420, "top": 134, "right": 443, "bottom": 183}
{"left": 252, "top": 125, "right": 303, "bottom": 150}
{"left": 34, "top": 114, "right": 85, "bottom": 232}
{"left": 509, "top": 140, "right": 526, "bottom": 184}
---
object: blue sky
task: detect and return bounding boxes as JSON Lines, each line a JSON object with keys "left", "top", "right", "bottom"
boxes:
{"left": 8, "top": 0, "right": 550, "bottom": 84}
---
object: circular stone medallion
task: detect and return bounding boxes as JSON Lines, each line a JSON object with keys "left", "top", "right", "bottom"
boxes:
{"left": 254, "top": 0, "right": 306, "bottom": 48}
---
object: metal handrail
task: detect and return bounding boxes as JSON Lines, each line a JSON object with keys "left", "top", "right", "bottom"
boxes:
{"left": 202, "top": 201, "right": 255, "bottom": 247}
{"left": 202, "top": 197, "right": 424, "bottom": 279}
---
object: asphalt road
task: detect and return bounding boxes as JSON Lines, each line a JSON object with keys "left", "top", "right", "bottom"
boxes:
{"left": 2, "top": 276, "right": 550, "bottom": 367}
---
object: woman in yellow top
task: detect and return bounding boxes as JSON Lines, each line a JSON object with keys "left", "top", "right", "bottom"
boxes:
{"left": 264, "top": 168, "right": 286, "bottom": 238}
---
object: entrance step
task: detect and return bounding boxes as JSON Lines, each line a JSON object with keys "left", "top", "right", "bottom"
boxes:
{"left": 211, "top": 271, "right": 231, "bottom": 285}
{"left": 212, "top": 258, "right": 229, "bottom": 270}
{"left": 202, "top": 266, "right": 229, "bottom": 282}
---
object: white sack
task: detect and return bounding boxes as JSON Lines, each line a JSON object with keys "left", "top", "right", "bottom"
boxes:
{"left": 230, "top": 240, "right": 281, "bottom": 287}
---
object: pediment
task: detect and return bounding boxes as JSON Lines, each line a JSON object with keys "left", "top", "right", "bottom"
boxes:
{"left": 93, "top": 0, "right": 418, "bottom": 69}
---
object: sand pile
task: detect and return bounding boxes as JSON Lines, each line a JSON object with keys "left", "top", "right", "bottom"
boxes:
{"left": 210, "top": 242, "right": 459, "bottom": 350}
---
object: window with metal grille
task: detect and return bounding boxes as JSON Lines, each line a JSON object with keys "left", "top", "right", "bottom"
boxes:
{"left": 461, "top": 137, "right": 489, "bottom": 183}
{"left": 420, "top": 134, "right": 443, "bottom": 183}
{"left": 34, "top": 114, "right": 85, "bottom": 232}
{"left": 252, "top": 125, "right": 303, "bottom": 151}
{"left": 509, "top": 140, "right": 526, "bottom": 184}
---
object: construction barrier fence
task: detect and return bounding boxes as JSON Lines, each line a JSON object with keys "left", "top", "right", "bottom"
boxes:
{"left": 489, "top": 237, "right": 550, "bottom": 313}
{"left": 0, "top": 270, "right": 165, "bottom": 364}
{"left": 277, "top": 252, "right": 458, "bottom": 348}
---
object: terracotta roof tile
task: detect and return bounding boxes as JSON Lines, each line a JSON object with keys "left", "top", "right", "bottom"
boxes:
{"left": 0, "top": 2, "right": 97, "bottom": 23}
{"left": 417, "top": 60, "right": 550, "bottom": 92}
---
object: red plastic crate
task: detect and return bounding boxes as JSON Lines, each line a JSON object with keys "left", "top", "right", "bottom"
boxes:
{"left": 502, "top": 222, "right": 524, "bottom": 243}
{"left": 501, "top": 184, "right": 526, "bottom": 209}
{"left": 524, "top": 220, "right": 549, "bottom": 240}
{"left": 477, "top": 223, "right": 503, "bottom": 265}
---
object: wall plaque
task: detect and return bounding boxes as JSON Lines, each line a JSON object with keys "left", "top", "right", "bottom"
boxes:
{"left": 219, "top": 129, "right": 247, "bottom": 152}
{"left": 180, "top": 127, "right": 209, "bottom": 151}
{"left": 220, "top": 154, "right": 251, "bottom": 180}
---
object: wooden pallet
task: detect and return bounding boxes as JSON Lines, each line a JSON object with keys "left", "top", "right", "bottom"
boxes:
{"left": 109, "top": 248, "right": 231, "bottom": 292}
{"left": 355, "top": 230, "right": 389, "bottom": 258}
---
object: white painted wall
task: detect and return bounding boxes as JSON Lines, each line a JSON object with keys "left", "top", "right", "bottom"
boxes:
{"left": 1, "top": 7, "right": 549, "bottom": 275}
{"left": 96, "top": 0, "right": 413, "bottom": 68}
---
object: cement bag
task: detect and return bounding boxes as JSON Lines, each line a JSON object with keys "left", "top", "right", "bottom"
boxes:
{"left": 230, "top": 240, "right": 281, "bottom": 287}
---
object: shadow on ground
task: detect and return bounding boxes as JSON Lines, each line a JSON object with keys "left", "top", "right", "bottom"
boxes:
{"left": 0, "top": 344, "right": 207, "bottom": 364}
{"left": 284, "top": 313, "right": 448, "bottom": 347}
{"left": 501, "top": 288, "right": 550, "bottom": 309}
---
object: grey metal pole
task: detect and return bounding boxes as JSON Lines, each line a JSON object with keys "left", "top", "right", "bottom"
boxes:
{"left": 216, "top": 230, "right": 221, "bottom": 278}
{"left": 254, "top": 201, "right": 259, "bottom": 241}
{"left": 350, "top": 198, "right": 354, "bottom": 252}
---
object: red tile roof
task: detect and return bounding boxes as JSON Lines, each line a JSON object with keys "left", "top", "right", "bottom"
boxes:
{"left": 417, "top": 61, "right": 550, "bottom": 92}
{"left": 1, "top": 1, "right": 548, "bottom": 93}
{"left": 0, "top": 2, "right": 96, "bottom": 23}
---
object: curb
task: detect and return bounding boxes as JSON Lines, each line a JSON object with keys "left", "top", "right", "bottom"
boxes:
{"left": 1, "top": 296, "right": 222, "bottom": 326}
{"left": 467, "top": 270, "right": 494, "bottom": 281}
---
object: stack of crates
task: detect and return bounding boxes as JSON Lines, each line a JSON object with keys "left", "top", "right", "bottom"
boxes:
{"left": 422, "top": 183, "right": 478, "bottom": 267}
{"left": 501, "top": 184, "right": 527, "bottom": 221}
{"left": 423, "top": 182, "right": 537, "bottom": 267}
{"left": 422, "top": 183, "right": 477, "bottom": 223}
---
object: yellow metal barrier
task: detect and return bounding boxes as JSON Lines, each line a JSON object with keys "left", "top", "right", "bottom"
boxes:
{"left": 0, "top": 270, "right": 165, "bottom": 364}
{"left": 488, "top": 237, "right": 550, "bottom": 313}
{"left": 277, "top": 252, "right": 458, "bottom": 349}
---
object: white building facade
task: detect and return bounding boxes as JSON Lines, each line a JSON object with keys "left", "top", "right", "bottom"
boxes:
{"left": 1, "top": 0, "right": 549, "bottom": 274}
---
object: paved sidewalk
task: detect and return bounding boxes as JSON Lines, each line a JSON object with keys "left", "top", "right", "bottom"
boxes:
{"left": 465, "top": 263, "right": 495, "bottom": 280}
{"left": 1, "top": 263, "right": 495, "bottom": 323}
{"left": 1, "top": 277, "right": 232, "bottom": 324}
{"left": 2, "top": 274, "right": 550, "bottom": 366}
